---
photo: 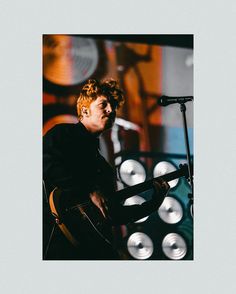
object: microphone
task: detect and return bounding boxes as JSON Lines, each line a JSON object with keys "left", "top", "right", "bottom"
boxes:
{"left": 158, "top": 95, "right": 193, "bottom": 106}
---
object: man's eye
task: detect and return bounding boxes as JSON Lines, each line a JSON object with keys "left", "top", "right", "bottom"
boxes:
{"left": 101, "top": 102, "right": 107, "bottom": 108}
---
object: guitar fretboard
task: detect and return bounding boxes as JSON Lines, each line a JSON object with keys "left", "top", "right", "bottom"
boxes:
{"left": 115, "top": 165, "right": 188, "bottom": 202}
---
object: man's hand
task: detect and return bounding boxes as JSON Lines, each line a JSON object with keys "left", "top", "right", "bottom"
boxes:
{"left": 152, "top": 178, "right": 170, "bottom": 208}
{"left": 89, "top": 190, "right": 108, "bottom": 219}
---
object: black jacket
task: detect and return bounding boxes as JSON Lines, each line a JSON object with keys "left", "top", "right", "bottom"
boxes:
{"left": 43, "top": 122, "right": 162, "bottom": 225}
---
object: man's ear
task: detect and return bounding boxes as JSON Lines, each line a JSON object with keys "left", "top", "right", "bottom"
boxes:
{"left": 82, "top": 106, "right": 89, "bottom": 117}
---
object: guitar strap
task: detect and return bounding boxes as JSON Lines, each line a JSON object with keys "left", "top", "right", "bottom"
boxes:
{"left": 49, "top": 188, "right": 80, "bottom": 248}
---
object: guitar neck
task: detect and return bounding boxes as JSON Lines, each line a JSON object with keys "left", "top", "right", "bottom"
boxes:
{"left": 115, "top": 166, "right": 188, "bottom": 202}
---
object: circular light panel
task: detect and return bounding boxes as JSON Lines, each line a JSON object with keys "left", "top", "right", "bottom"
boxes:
{"left": 43, "top": 35, "right": 98, "bottom": 85}
{"left": 124, "top": 196, "right": 148, "bottom": 223}
{"left": 190, "top": 203, "right": 194, "bottom": 218}
{"left": 153, "top": 161, "right": 179, "bottom": 188}
{"left": 119, "top": 159, "right": 146, "bottom": 186}
{"left": 127, "top": 232, "right": 154, "bottom": 260}
{"left": 43, "top": 114, "right": 79, "bottom": 135}
{"left": 158, "top": 196, "right": 183, "bottom": 224}
{"left": 162, "top": 233, "right": 187, "bottom": 260}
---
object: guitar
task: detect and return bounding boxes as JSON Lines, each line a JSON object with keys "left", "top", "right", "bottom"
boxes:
{"left": 49, "top": 164, "right": 189, "bottom": 247}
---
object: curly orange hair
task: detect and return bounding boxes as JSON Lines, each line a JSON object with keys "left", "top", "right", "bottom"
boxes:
{"left": 76, "top": 79, "right": 124, "bottom": 120}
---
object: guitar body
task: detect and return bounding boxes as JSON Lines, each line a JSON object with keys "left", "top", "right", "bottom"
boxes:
{"left": 48, "top": 164, "right": 190, "bottom": 258}
{"left": 49, "top": 188, "right": 114, "bottom": 249}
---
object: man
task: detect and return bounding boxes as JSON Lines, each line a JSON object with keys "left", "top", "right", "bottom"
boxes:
{"left": 43, "top": 79, "right": 169, "bottom": 260}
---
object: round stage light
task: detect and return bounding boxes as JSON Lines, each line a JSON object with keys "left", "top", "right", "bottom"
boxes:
{"left": 124, "top": 196, "right": 149, "bottom": 223}
{"left": 43, "top": 35, "right": 98, "bottom": 85}
{"left": 119, "top": 159, "right": 146, "bottom": 186}
{"left": 43, "top": 114, "right": 78, "bottom": 135}
{"left": 190, "top": 203, "right": 194, "bottom": 218}
{"left": 158, "top": 196, "right": 183, "bottom": 224}
{"left": 127, "top": 232, "right": 154, "bottom": 260}
{"left": 153, "top": 161, "right": 179, "bottom": 189}
{"left": 162, "top": 233, "right": 187, "bottom": 260}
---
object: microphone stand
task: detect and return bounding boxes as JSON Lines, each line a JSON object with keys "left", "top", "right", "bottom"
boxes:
{"left": 180, "top": 103, "right": 194, "bottom": 207}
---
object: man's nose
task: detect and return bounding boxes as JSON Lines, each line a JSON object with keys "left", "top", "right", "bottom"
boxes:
{"left": 106, "top": 103, "right": 113, "bottom": 113}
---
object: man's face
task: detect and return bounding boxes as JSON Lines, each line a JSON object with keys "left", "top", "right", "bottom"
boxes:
{"left": 86, "top": 95, "right": 116, "bottom": 133}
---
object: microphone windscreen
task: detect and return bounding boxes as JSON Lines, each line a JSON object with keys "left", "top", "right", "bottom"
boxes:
{"left": 158, "top": 96, "right": 168, "bottom": 106}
